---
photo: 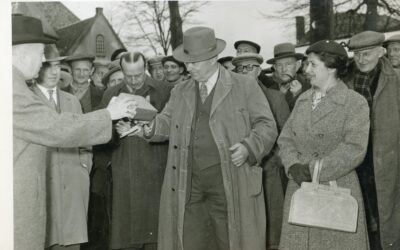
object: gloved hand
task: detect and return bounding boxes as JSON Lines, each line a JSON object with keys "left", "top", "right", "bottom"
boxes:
{"left": 288, "top": 163, "right": 311, "bottom": 186}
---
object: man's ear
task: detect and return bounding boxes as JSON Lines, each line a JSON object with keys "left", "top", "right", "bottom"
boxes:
{"left": 378, "top": 46, "right": 386, "bottom": 58}
{"left": 179, "top": 66, "right": 184, "bottom": 74}
{"left": 90, "top": 66, "right": 95, "bottom": 76}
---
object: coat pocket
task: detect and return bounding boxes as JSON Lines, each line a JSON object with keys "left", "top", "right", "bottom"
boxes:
{"left": 247, "top": 164, "right": 263, "bottom": 197}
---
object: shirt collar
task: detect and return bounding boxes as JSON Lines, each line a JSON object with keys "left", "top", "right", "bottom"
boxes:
{"left": 201, "top": 67, "right": 219, "bottom": 94}
{"left": 36, "top": 84, "right": 58, "bottom": 103}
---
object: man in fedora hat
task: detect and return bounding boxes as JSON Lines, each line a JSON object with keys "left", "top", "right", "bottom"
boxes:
{"left": 31, "top": 44, "right": 93, "bottom": 250}
{"left": 12, "top": 14, "right": 137, "bottom": 250}
{"left": 62, "top": 54, "right": 104, "bottom": 113}
{"left": 143, "top": 26, "right": 277, "bottom": 250}
{"left": 345, "top": 31, "right": 400, "bottom": 250}
{"left": 232, "top": 52, "right": 289, "bottom": 250}
{"left": 384, "top": 34, "right": 400, "bottom": 76}
{"left": 263, "top": 42, "right": 310, "bottom": 110}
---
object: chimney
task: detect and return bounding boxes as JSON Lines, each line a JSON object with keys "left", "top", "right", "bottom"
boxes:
{"left": 296, "top": 16, "right": 305, "bottom": 44}
{"left": 96, "top": 7, "right": 103, "bottom": 16}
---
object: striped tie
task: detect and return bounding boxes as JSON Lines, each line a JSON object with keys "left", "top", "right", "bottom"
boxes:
{"left": 199, "top": 82, "right": 208, "bottom": 103}
{"left": 47, "top": 89, "right": 58, "bottom": 111}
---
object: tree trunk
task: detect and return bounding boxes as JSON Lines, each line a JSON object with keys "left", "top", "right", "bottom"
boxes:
{"left": 168, "top": 1, "right": 183, "bottom": 52}
{"left": 309, "top": 0, "right": 334, "bottom": 43}
{"left": 364, "top": 0, "right": 378, "bottom": 31}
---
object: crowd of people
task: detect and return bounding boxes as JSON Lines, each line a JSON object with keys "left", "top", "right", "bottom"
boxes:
{"left": 12, "top": 12, "right": 400, "bottom": 250}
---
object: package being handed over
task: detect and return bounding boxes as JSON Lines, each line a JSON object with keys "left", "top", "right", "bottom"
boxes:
{"left": 118, "top": 93, "right": 157, "bottom": 121}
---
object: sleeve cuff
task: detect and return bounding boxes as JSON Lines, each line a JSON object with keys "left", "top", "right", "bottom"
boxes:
{"left": 242, "top": 140, "right": 257, "bottom": 165}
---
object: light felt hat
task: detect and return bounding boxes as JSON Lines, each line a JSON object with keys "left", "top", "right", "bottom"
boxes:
{"left": 266, "top": 43, "right": 304, "bottom": 64}
{"left": 232, "top": 53, "right": 264, "bottom": 66}
{"left": 173, "top": 26, "right": 226, "bottom": 63}
{"left": 347, "top": 31, "right": 385, "bottom": 52}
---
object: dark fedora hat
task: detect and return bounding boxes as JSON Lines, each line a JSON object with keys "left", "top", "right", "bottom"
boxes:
{"left": 173, "top": 26, "right": 226, "bottom": 63}
{"left": 266, "top": 43, "right": 304, "bottom": 64}
{"left": 102, "top": 60, "right": 122, "bottom": 86}
{"left": 12, "top": 14, "right": 56, "bottom": 45}
{"left": 234, "top": 40, "right": 261, "bottom": 54}
{"left": 43, "top": 44, "right": 66, "bottom": 62}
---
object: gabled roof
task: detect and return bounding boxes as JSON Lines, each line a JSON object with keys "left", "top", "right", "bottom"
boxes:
{"left": 11, "top": 2, "right": 79, "bottom": 40}
{"left": 56, "top": 17, "right": 95, "bottom": 55}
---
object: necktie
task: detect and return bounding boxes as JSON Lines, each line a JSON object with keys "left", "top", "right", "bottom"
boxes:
{"left": 199, "top": 82, "right": 208, "bottom": 103}
{"left": 47, "top": 89, "right": 58, "bottom": 111}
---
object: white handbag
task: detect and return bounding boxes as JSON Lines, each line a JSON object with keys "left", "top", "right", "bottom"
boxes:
{"left": 288, "top": 159, "right": 358, "bottom": 232}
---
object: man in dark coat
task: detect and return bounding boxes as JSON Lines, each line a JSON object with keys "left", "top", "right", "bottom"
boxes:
{"left": 98, "top": 51, "right": 172, "bottom": 250}
{"left": 232, "top": 52, "right": 290, "bottom": 250}
{"left": 262, "top": 43, "right": 310, "bottom": 110}
{"left": 345, "top": 31, "right": 400, "bottom": 250}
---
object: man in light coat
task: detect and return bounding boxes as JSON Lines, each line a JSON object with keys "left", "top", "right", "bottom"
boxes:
{"left": 346, "top": 31, "right": 400, "bottom": 250}
{"left": 12, "top": 14, "right": 136, "bottom": 250}
{"left": 31, "top": 44, "right": 93, "bottom": 250}
{"left": 143, "top": 26, "right": 277, "bottom": 250}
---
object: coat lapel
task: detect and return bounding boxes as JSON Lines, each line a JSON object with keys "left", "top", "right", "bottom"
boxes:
{"left": 30, "top": 84, "right": 56, "bottom": 110}
{"left": 180, "top": 79, "right": 196, "bottom": 115}
{"left": 210, "top": 66, "right": 232, "bottom": 118}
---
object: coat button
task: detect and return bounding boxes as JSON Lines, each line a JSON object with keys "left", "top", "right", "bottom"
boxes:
{"left": 293, "top": 131, "right": 296, "bottom": 136}
{"left": 173, "top": 145, "right": 178, "bottom": 149}
{"left": 312, "top": 152, "right": 319, "bottom": 157}
{"left": 176, "top": 124, "right": 179, "bottom": 128}
{"left": 318, "top": 133, "right": 324, "bottom": 138}
{"left": 172, "top": 166, "right": 176, "bottom": 170}
{"left": 171, "top": 188, "right": 175, "bottom": 191}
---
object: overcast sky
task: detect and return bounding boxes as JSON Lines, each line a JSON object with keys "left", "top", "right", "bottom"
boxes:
{"left": 62, "top": 0, "right": 299, "bottom": 64}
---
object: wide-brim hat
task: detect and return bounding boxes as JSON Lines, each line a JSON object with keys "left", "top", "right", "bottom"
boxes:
{"left": 383, "top": 34, "right": 400, "bottom": 47}
{"left": 65, "top": 54, "right": 95, "bottom": 63}
{"left": 232, "top": 53, "right": 264, "bottom": 66}
{"left": 173, "top": 26, "right": 226, "bottom": 63}
{"left": 347, "top": 31, "right": 384, "bottom": 52}
{"left": 12, "top": 14, "right": 56, "bottom": 45}
{"left": 217, "top": 56, "right": 234, "bottom": 64}
{"left": 234, "top": 40, "right": 261, "bottom": 54}
{"left": 306, "top": 40, "right": 348, "bottom": 58}
{"left": 266, "top": 42, "right": 304, "bottom": 64}
{"left": 43, "top": 44, "right": 66, "bottom": 62}
{"left": 162, "top": 55, "right": 187, "bottom": 71}
{"left": 102, "top": 60, "right": 122, "bottom": 86}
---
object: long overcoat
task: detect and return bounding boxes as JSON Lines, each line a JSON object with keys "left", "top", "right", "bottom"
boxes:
{"left": 149, "top": 66, "right": 278, "bottom": 250}
{"left": 13, "top": 67, "right": 112, "bottom": 250}
{"left": 345, "top": 57, "right": 400, "bottom": 249}
{"left": 277, "top": 82, "right": 370, "bottom": 250}
{"left": 31, "top": 85, "right": 93, "bottom": 247}
{"left": 98, "top": 76, "right": 172, "bottom": 248}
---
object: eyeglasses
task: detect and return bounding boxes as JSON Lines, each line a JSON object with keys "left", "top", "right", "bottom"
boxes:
{"left": 235, "top": 64, "right": 260, "bottom": 72}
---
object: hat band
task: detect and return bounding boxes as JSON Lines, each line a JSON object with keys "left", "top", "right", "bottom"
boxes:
{"left": 184, "top": 43, "right": 217, "bottom": 56}
{"left": 274, "top": 51, "right": 296, "bottom": 58}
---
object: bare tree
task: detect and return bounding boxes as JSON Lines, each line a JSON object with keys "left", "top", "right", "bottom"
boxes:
{"left": 169, "top": 1, "right": 183, "bottom": 50}
{"left": 106, "top": 1, "right": 208, "bottom": 55}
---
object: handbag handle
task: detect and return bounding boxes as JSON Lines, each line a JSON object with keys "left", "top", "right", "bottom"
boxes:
{"left": 311, "top": 159, "right": 338, "bottom": 188}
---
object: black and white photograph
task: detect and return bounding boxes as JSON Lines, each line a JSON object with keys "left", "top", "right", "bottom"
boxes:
{"left": 1, "top": 0, "right": 400, "bottom": 249}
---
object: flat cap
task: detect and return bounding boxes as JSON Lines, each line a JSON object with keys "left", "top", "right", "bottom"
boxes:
{"left": 234, "top": 40, "right": 261, "bottom": 54}
{"left": 232, "top": 53, "right": 264, "bottom": 66}
{"left": 102, "top": 60, "right": 122, "bottom": 86}
{"left": 348, "top": 31, "right": 384, "bottom": 52}
{"left": 65, "top": 53, "right": 95, "bottom": 63}
{"left": 306, "top": 40, "right": 348, "bottom": 58}
{"left": 383, "top": 34, "right": 400, "bottom": 47}
{"left": 147, "top": 55, "right": 165, "bottom": 66}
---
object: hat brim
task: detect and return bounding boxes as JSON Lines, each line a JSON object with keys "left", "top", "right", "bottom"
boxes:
{"left": 266, "top": 53, "right": 304, "bottom": 64}
{"left": 173, "top": 39, "right": 226, "bottom": 63}
{"left": 102, "top": 67, "right": 122, "bottom": 86}
{"left": 44, "top": 56, "right": 67, "bottom": 63}
{"left": 13, "top": 36, "right": 56, "bottom": 46}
